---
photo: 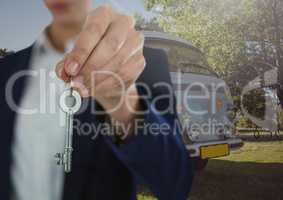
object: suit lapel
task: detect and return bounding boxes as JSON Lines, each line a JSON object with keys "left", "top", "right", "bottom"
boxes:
{"left": 0, "top": 45, "right": 33, "bottom": 200}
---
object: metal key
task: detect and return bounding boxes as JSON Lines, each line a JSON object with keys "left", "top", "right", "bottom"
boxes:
{"left": 55, "top": 87, "right": 82, "bottom": 173}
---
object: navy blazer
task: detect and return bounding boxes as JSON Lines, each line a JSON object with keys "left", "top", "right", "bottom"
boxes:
{"left": 0, "top": 45, "right": 194, "bottom": 200}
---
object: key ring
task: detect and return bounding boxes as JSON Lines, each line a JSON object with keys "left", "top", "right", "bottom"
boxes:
{"left": 59, "top": 87, "right": 82, "bottom": 114}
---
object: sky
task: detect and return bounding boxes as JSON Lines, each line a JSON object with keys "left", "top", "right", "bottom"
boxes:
{"left": 0, "top": 0, "right": 151, "bottom": 51}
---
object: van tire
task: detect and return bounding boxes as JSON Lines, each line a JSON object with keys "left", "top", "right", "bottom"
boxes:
{"left": 194, "top": 158, "right": 208, "bottom": 171}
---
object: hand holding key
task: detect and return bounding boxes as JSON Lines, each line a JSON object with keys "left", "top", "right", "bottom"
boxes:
{"left": 56, "top": 5, "right": 145, "bottom": 125}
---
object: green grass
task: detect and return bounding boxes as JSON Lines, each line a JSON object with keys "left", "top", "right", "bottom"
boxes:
{"left": 138, "top": 141, "right": 283, "bottom": 200}
{"left": 137, "top": 194, "right": 157, "bottom": 200}
{"left": 190, "top": 140, "right": 283, "bottom": 200}
{"left": 224, "top": 140, "right": 283, "bottom": 163}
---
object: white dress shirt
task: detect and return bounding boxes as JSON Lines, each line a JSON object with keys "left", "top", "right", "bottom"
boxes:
{"left": 11, "top": 30, "right": 70, "bottom": 200}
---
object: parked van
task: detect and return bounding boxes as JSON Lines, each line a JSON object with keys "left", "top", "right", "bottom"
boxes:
{"left": 144, "top": 31, "right": 243, "bottom": 170}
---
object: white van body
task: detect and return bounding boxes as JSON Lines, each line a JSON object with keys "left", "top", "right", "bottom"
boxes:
{"left": 144, "top": 31, "right": 243, "bottom": 159}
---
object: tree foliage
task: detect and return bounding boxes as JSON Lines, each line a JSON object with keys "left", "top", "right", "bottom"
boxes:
{"left": 0, "top": 48, "right": 8, "bottom": 58}
{"left": 144, "top": 0, "right": 248, "bottom": 77}
{"left": 144, "top": 0, "right": 283, "bottom": 79}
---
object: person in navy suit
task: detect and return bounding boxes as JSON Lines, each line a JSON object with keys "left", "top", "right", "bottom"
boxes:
{"left": 0, "top": 0, "right": 194, "bottom": 200}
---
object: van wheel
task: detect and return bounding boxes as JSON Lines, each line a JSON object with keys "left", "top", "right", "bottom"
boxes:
{"left": 194, "top": 158, "right": 208, "bottom": 171}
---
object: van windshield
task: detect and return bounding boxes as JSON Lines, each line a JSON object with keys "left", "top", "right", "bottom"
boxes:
{"left": 144, "top": 38, "right": 214, "bottom": 76}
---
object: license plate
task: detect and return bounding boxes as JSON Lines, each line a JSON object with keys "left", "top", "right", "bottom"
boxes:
{"left": 200, "top": 143, "right": 230, "bottom": 159}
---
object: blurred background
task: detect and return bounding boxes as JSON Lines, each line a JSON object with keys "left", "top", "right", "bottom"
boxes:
{"left": 0, "top": 0, "right": 152, "bottom": 51}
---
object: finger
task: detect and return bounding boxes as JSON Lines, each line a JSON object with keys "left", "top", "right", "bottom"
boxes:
{"left": 70, "top": 76, "right": 90, "bottom": 97}
{"left": 105, "top": 30, "right": 144, "bottom": 68}
{"left": 55, "top": 59, "right": 70, "bottom": 82}
{"left": 64, "top": 5, "right": 115, "bottom": 76}
{"left": 93, "top": 50, "right": 145, "bottom": 97}
{"left": 117, "top": 50, "right": 146, "bottom": 85}
{"left": 83, "top": 14, "right": 135, "bottom": 71}
{"left": 84, "top": 49, "right": 144, "bottom": 93}
{"left": 83, "top": 30, "right": 144, "bottom": 85}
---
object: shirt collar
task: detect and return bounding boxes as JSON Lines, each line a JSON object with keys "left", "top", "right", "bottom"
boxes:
{"left": 34, "top": 28, "right": 55, "bottom": 55}
{"left": 34, "top": 27, "right": 74, "bottom": 56}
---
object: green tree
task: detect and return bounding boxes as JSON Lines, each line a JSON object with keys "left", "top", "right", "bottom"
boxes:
{"left": 0, "top": 48, "right": 10, "bottom": 58}
{"left": 134, "top": 14, "right": 162, "bottom": 31}
{"left": 144, "top": 0, "right": 248, "bottom": 77}
{"left": 144, "top": 0, "right": 283, "bottom": 77}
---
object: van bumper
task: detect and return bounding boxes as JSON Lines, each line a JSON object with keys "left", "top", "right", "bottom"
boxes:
{"left": 186, "top": 138, "right": 243, "bottom": 157}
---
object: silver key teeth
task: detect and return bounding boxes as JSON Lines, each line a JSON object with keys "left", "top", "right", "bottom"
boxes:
{"left": 54, "top": 153, "right": 64, "bottom": 165}
{"left": 54, "top": 150, "right": 73, "bottom": 173}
